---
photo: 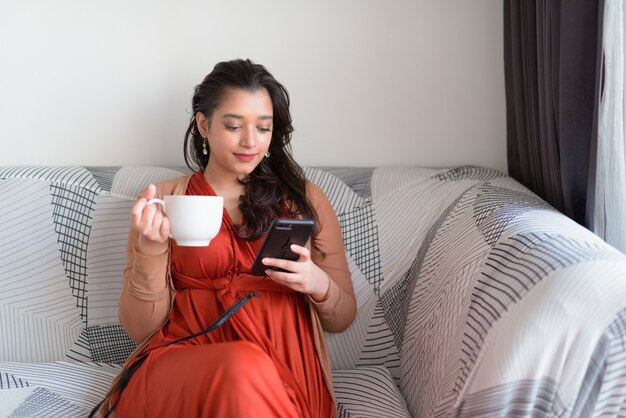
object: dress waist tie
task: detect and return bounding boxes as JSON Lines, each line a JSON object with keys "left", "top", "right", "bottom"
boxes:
{"left": 172, "top": 271, "right": 296, "bottom": 303}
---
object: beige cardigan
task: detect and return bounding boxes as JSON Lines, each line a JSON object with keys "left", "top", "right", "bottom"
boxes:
{"left": 115, "top": 175, "right": 356, "bottom": 414}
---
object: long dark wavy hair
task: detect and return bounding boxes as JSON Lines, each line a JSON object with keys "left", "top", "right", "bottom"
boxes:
{"left": 183, "top": 59, "right": 320, "bottom": 243}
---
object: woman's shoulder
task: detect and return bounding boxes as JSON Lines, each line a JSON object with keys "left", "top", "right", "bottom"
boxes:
{"left": 305, "top": 180, "right": 334, "bottom": 212}
{"left": 152, "top": 175, "right": 192, "bottom": 197}
{"left": 305, "top": 179, "right": 325, "bottom": 202}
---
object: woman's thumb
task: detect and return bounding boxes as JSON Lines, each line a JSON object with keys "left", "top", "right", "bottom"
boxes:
{"left": 143, "top": 184, "right": 157, "bottom": 200}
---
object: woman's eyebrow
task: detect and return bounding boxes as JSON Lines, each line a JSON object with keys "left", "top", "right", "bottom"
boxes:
{"left": 222, "top": 113, "right": 273, "bottom": 120}
{"left": 222, "top": 113, "right": 243, "bottom": 119}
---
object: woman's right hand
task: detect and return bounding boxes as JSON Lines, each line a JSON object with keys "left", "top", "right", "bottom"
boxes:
{"left": 131, "top": 184, "right": 171, "bottom": 255}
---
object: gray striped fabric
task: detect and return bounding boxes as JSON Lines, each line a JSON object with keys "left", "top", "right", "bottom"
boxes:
{"left": 1, "top": 165, "right": 626, "bottom": 417}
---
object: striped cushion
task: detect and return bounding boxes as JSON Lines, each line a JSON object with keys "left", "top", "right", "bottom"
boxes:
{"left": 0, "top": 361, "right": 120, "bottom": 417}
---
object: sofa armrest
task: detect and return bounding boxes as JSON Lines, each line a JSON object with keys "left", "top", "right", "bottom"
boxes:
{"left": 372, "top": 166, "right": 626, "bottom": 417}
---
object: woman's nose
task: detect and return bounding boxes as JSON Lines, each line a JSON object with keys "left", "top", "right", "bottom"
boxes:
{"left": 240, "top": 126, "right": 256, "bottom": 148}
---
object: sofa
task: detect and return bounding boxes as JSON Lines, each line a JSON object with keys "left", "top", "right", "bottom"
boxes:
{"left": 1, "top": 165, "right": 625, "bottom": 418}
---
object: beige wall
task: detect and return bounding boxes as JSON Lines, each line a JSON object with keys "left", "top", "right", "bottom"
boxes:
{"left": 0, "top": 0, "right": 506, "bottom": 172}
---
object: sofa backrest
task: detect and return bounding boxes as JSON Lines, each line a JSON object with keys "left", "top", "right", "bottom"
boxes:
{"left": 0, "top": 165, "right": 400, "bottom": 376}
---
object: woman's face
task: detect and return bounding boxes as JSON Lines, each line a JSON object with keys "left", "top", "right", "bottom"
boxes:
{"left": 198, "top": 88, "right": 273, "bottom": 181}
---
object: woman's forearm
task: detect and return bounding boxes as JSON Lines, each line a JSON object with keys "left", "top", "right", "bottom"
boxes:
{"left": 118, "top": 231, "right": 171, "bottom": 343}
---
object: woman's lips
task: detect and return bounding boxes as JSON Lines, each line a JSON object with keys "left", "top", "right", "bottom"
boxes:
{"left": 234, "top": 153, "right": 257, "bottom": 162}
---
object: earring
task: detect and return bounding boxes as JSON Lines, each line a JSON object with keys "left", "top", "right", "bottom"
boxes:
{"left": 202, "top": 140, "right": 208, "bottom": 156}
{"left": 265, "top": 151, "right": 270, "bottom": 158}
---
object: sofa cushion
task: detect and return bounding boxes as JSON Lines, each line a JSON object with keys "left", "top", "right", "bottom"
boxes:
{"left": 0, "top": 361, "right": 120, "bottom": 417}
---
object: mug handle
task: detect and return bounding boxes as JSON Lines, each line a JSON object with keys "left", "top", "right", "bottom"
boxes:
{"left": 146, "top": 198, "right": 166, "bottom": 213}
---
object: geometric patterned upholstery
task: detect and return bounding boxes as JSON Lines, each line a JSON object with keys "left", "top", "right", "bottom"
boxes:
{"left": 333, "top": 366, "right": 410, "bottom": 418}
{"left": 2, "top": 165, "right": 626, "bottom": 417}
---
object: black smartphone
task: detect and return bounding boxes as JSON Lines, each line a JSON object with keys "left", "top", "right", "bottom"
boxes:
{"left": 249, "top": 219, "right": 315, "bottom": 276}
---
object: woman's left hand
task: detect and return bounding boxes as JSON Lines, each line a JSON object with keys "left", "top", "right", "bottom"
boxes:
{"left": 262, "top": 245, "right": 330, "bottom": 302}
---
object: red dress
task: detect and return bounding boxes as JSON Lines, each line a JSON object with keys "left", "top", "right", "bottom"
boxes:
{"left": 115, "top": 172, "right": 334, "bottom": 417}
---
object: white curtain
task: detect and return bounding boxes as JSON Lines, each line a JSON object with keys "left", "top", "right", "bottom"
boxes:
{"left": 595, "top": 0, "right": 626, "bottom": 253}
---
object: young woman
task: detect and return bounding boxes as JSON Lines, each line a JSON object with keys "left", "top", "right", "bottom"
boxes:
{"left": 98, "top": 59, "right": 356, "bottom": 417}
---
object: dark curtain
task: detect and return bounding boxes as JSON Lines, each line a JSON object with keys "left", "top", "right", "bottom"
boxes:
{"left": 504, "top": 0, "right": 604, "bottom": 227}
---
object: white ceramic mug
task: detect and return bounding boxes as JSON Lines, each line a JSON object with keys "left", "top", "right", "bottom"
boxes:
{"left": 146, "top": 195, "right": 224, "bottom": 246}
